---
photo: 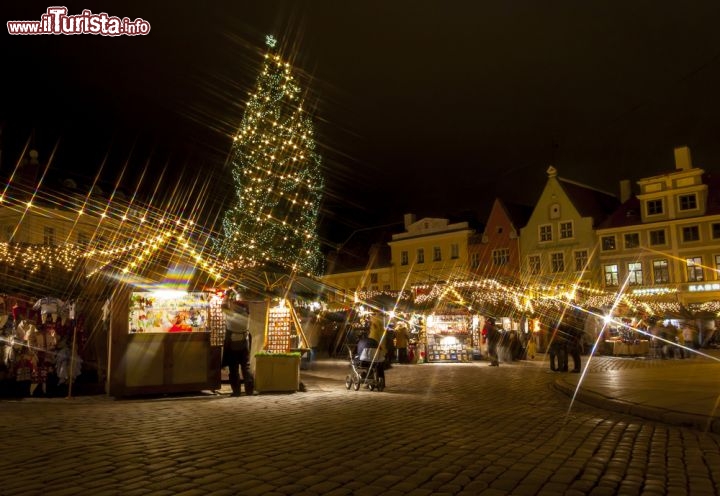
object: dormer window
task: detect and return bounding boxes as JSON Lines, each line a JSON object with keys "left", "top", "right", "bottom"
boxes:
{"left": 646, "top": 199, "right": 663, "bottom": 215}
{"left": 679, "top": 193, "right": 697, "bottom": 211}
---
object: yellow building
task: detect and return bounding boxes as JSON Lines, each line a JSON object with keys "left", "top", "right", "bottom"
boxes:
{"left": 519, "top": 166, "right": 619, "bottom": 289}
{"left": 388, "top": 214, "right": 475, "bottom": 292}
{"left": 596, "top": 146, "right": 720, "bottom": 307}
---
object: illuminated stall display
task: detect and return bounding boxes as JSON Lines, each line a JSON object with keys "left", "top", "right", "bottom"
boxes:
{"left": 264, "top": 299, "right": 309, "bottom": 353}
{"left": 108, "top": 289, "right": 224, "bottom": 397}
{"left": 130, "top": 291, "right": 211, "bottom": 334}
{"left": 425, "top": 313, "right": 473, "bottom": 362}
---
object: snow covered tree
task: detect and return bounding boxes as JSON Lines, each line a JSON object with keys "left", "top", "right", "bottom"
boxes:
{"left": 217, "top": 35, "right": 324, "bottom": 276}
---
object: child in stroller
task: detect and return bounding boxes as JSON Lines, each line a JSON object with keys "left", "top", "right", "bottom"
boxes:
{"left": 345, "top": 333, "right": 386, "bottom": 391}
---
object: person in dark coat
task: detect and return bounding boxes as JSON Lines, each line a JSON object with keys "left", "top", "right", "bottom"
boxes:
{"left": 485, "top": 318, "right": 500, "bottom": 366}
{"left": 549, "top": 324, "right": 568, "bottom": 372}
{"left": 222, "top": 300, "right": 253, "bottom": 396}
{"left": 565, "top": 319, "right": 583, "bottom": 373}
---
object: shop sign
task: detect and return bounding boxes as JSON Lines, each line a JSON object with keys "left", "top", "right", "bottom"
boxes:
{"left": 688, "top": 283, "right": 720, "bottom": 292}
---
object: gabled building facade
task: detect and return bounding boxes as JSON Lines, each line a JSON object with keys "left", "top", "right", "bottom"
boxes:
{"left": 519, "top": 166, "right": 619, "bottom": 288}
{"left": 470, "top": 198, "right": 532, "bottom": 282}
{"left": 596, "top": 146, "right": 720, "bottom": 305}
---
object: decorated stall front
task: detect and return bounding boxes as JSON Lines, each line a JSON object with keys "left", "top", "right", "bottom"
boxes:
{"left": 425, "top": 312, "right": 474, "bottom": 362}
{"left": 107, "top": 288, "right": 224, "bottom": 397}
{"left": 253, "top": 298, "right": 309, "bottom": 393}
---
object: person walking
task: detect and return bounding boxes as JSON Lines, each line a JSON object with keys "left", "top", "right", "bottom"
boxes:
{"left": 485, "top": 318, "right": 500, "bottom": 366}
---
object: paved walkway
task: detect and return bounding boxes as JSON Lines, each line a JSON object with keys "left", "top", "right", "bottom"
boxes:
{"left": 1, "top": 349, "right": 719, "bottom": 495}
{"left": 552, "top": 348, "right": 720, "bottom": 434}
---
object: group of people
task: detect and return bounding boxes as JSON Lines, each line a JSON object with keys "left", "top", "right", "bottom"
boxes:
{"left": 548, "top": 318, "right": 584, "bottom": 373}
{"left": 648, "top": 320, "right": 696, "bottom": 359}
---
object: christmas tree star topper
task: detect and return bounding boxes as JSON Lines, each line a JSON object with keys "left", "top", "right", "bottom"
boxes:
{"left": 266, "top": 35, "right": 277, "bottom": 48}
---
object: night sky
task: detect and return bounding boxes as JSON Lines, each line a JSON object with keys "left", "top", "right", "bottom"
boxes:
{"left": 4, "top": 1, "right": 720, "bottom": 250}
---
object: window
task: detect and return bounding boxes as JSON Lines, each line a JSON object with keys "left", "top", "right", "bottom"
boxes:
{"left": 713, "top": 223, "right": 720, "bottom": 240}
{"left": 370, "top": 273, "right": 378, "bottom": 283}
{"left": 492, "top": 248, "right": 510, "bottom": 266}
{"left": 43, "top": 227, "right": 55, "bottom": 245}
{"left": 433, "top": 246, "right": 441, "bottom": 262}
{"left": 653, "top": 259, "right": 670, "bottom": 284}
{"left": 627, "top": 262, "right": 643, "bottom": 285}
{"left": 496, "top": 226, "right": 503, "bottom": 234}
{"left": 450, "top": 243, "right": 459, "bottom": 259}
{"left": 649, "top": 229, "right": 666, "bottom": 246}
{"left": 682, "top": 225, "right": 700, "bottom": 242}
{"left": 383, "top": 284, "right": 391, "bottom": 291}
{"left": 470, "top": 252, "right": 480, "bottom": 268}
{"left": 686, "top": 257, "right": 704, "bottom": 282}
{"left": 604, "top": 264, "right": 619, "bottom": 286}
{"left": 601, "top": 236, "right": 616, "bottom": 251}
{"left": 715, "top": 255, "right": 720, "bottom": 277}
{"left": 679, "top": 193, "right": 697, "bottom": 211}
{"left": 401, "top": 251, "right": 409, "bottom": 266}
{"left": 539, "top": 224, "right": 552, "bottom": 242}
{"left": 417, "top": 248, "right": 425, "bottom": 264}
{"left": 647, "top": 199, "right": 663, "bottom": 215}
{"left": 559, "top": 221, "right": 573, "bottom": 239}
{"left": 574, "top": 250, "right": 588, "bottom": 272}
{"left": 528, "top": 255, "right": 541, "bottom": 275}
{"left": 551, "top": 252, "right": 564, "bottom": 273}
{"left": 624, "top": 233, "right": 640, "bottom": 249}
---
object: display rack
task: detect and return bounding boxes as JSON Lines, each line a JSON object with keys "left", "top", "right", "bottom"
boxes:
{"left": 264, "top": 300, "right": 309, "bottom": 353}
{"left": 425, "top": 313, "right": 473, "bottom": 363}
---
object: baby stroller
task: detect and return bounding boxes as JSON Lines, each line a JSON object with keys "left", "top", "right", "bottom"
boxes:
{"left": 345, "top": 345, "right": 386, "bottom": 391}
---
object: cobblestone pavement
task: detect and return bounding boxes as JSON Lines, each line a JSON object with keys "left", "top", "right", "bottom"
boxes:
{"left": 1, "top": 354, "right": 720, "bottom": 496}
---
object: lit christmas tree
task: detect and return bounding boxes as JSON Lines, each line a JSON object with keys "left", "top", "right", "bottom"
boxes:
{"left": 218, "top": 35, "right": 324, "bottom": 276}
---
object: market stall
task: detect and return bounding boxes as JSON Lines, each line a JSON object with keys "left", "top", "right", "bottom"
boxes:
{"left": 425, "top": 312, "right": 474, "bottom": 362}
{"left": 107, "top": 288, "right": 224, "bottom": 397}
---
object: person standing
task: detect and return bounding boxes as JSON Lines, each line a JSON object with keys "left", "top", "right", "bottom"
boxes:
{"left": 566, "top": 321, "right": 582, "bottom": 373}
{"left": 485, "top": 318, "right": 500, "bottom": 366}
{"left": 222, "top": 300, "right": 253, "bottom": 396}
{"left": 394, "top": 322, "right": 410, "bottom": 364}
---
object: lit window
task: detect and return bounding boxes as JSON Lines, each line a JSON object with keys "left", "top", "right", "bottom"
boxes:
{"left": 653, "top": 259, "right": 669, "bottom": 284}
{"left": 604, "top": 264, "right": 619, "bottom": 286}
{"left": 628, "top": 262, "right": 643, "bottom": 285}
{"left": 686, "top": 257, "right": 703, "bottom": 282}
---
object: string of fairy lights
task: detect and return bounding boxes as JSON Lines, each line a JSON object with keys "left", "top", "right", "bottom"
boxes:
{"left": 217, "top": 35, "right": 324, "bottom": 276}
